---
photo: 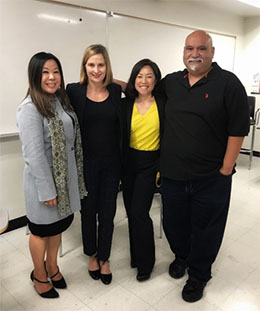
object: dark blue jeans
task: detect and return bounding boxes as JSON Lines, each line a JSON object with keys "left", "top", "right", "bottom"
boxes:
{"left": 161, "top": 173, "right": 232, "bottom": 282}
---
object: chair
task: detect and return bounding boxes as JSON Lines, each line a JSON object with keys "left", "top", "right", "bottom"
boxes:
{"left": 0, "top": 207, "right": 9, "bottom": 234}
{"left": 256, "top": 108, "right": 260, "bottom": 129}
{"left": 240, "top": 96, "right": 257, "bottom": 169}
{"left": 153, "top": 189, "right": 163, "bottom": 239}
{"left": 154, "top": 172, "right": 163, "bottom": 239}
{"left": 256, "top": 107, "right": 260, "bottom": 146}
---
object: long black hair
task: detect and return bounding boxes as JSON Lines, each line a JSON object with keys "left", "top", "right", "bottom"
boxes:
{"left": 125, "top": 58, "right": 161, "bottom": 100}
{"left": 26, "top": 52, "right": 71, "bottom": 117}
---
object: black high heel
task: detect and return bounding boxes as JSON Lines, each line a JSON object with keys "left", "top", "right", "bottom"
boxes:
{"left": 30, "top": 271, "right": 59, "bottom": 298}
{"left": 50, "top": 268, "right": 67, "bottom": 289}
{"left": 88, "top": 269, "right": 101, "bottom": 280}
{"left": 88, "top": 255, "right": 101, "bottom": 280}
{"left": 100, "top": 261, "right": 112, "bottom": 285}
{"left": 44, "top": 261, "right": 67, "bottom": 289}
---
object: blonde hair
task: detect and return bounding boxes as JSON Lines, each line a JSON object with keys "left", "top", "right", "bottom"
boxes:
{"left": 80, "top": 44, "right": 113, "bottom": 87}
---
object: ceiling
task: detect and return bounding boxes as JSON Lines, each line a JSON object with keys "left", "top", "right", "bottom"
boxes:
{"left": 193, "top": 0, "right": 260, "bottom": 17}
{"left": 51, "top": 0, "right": 260, "bottom": 17}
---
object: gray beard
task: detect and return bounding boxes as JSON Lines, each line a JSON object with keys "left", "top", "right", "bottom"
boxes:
{"left": 189, "top": 63, "right": 200, "bottom": 71}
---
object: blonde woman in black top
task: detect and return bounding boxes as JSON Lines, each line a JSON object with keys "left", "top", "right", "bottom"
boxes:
{"left": 66, "top": 45, "right": 123, "bottom": 285}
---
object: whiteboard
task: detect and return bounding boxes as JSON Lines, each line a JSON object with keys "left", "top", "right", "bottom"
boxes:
{"left": 0, "top": 0, "right": 236, "bottom": 135}
{"left": 108, "top": 15, "right": 236, "bottom": 80}
{"left": 0, "top": 0, "right": 106, "bottom": 135}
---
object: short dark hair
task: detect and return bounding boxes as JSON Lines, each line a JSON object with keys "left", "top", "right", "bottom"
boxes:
{"left": 125, "top": 59, "right": 161, "bottom": 100}
{"left": 27, "top": 52, "right": 71, "bottom": 117}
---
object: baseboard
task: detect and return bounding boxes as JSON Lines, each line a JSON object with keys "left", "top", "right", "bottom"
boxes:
{"left": 240, "top": 150, "right": 260, "bottom": 157}
{"left": 3, "top": 216, "right": 27, "bottom": 234}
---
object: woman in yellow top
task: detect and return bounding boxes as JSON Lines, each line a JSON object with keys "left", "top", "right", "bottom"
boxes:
{"left": 121, "top": 59, "right": 165, "bottom": 282}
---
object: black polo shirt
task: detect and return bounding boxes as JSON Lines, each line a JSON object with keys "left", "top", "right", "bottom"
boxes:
{"left": 160, "top": 62, "right": 249, "bottom": 180}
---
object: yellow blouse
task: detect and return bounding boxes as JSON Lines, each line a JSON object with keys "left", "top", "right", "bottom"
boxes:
{"left": 130, "top": 101, "right": 160, "bottom": 151}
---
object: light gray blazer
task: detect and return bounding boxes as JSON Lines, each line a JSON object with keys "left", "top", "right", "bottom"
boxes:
{"left": 17, "top": 96, "right": 81, "bottom": 224}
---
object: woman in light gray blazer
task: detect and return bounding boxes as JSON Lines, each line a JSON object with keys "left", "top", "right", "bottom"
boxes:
{"left": 17, "top": 52, "right": 86, "bottom": 299}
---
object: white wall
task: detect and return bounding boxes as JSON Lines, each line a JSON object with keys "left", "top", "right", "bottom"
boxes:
{"left": 56, "top": 0, "right": 245, "bottom": 74}
{"left": 55, "top": 0, "right": 250, "bottom": 88}
{"left": 240, "top": 16, "right": 260, "bottom": 152}
{"left": 0, "top": 137, "right": 25, "bottom": 220}
{"left": 56, "top": 0, "right": 244, "bottom": 34}
{"left": 242, "top": 16, "right": 260, "bottom": 92}
{"left": 1, "top": 0, "right": 259, "bottom": 221}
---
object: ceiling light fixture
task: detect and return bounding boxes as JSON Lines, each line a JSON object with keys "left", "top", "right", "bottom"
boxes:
{"left": 38, "top": 13, "right": 79, "bottom": 24}
{"left": 237, "top": 0, "right": 260, "bottom": 9}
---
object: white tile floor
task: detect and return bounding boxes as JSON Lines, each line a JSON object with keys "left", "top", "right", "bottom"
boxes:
{"left": 1, "top": 153, "right": 259, "bottom": 311}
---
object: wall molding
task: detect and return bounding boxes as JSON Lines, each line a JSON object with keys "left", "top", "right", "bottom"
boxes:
{"left": 3, "top": 216, "right": 27, "bottom": 234}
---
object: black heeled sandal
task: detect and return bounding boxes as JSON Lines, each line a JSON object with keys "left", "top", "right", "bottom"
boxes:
{"left": 30, "top": 270, "right": 59, "bottom": 298}
{"left": 44, "top": 261, "right": 67, "bottom": 289}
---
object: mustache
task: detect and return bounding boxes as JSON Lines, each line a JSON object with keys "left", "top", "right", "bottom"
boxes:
{"left": 187, "top": 57, "right": 203, "bottom": 63}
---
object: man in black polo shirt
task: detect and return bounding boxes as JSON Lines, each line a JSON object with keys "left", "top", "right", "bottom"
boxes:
{"left": 160, "top": 30, "right": 249, "bottom": 302}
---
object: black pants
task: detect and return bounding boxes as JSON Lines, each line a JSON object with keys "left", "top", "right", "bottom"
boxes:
{"left": 122, "top": 148, "right": 159, "bottom": 274}
{"left": 161, "top": 173, "right": 232, "bottom": 282}
{"left": 81, "top": 156, "right": 120, "bottom": 261}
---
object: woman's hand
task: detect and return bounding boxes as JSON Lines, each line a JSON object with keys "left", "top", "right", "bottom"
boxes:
{"left": 44, "top": 198, "right": 57, "bottom": 206}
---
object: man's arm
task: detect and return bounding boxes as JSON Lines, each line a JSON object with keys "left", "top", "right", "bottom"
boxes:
{"left": 113, "top": 79, "right": 127, "bottom": 92}
{"left": 220, "top": 136, "right": 245, "bottom": 175}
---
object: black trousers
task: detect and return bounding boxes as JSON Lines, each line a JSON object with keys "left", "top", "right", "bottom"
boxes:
{"left": 81, "top": 156, "right": 120, "bottom": 261}
{"left": 161, "top": 173, "right": 232, "bottom": 282}
{"left": 122, "top": 148, "right": 159, "bottom": 274}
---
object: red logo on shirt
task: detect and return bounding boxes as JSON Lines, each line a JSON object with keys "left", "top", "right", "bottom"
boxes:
{"left": 205, "top": 93, "right": 209, "bottom": 99}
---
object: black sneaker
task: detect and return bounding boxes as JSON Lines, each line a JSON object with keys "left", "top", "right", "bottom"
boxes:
{"left": 182, "top": 278, "right": 206, "bottom": 302}
{"left": 169, "top": 258, "right": 187, "bottom": 279}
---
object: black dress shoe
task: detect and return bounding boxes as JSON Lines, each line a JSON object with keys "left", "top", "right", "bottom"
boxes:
{"left": 136, "top": 272, "right": 151, "bottom": 282}
{"left": 44, "top": 261, "right": 67, "bottom": 289}
{"left": 50, "top": 269, "right": 67, "bottom": 289}
{"left": 88, "top": 269, "right": 101, "bottom": 280}
{"left": 99, "top": 260, "right": 112, "bottom": 285}
{"left": 30, "top": 271, "right": 59, "bottom": 298}
{"left": 100, "top": 273, "right": 112, "bottom": 285}
{"left": 182, "top": 277, "right": 206, "bottom": 302}
{"left": 169, "top": 258, "right": 187, "bottom": 279}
